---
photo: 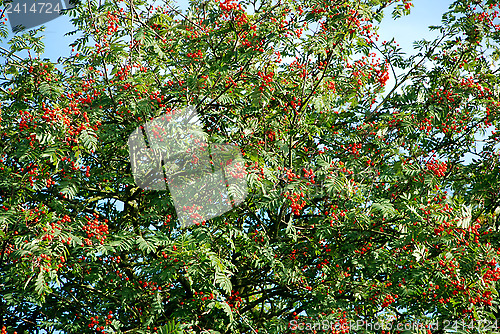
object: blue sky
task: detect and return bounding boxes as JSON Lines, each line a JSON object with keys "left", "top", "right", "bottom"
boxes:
{"left": 378, "top": 0, "right": 453, "bottom": 55}
{"left": 0, "top": 0, "right": 454, "bottom": 63}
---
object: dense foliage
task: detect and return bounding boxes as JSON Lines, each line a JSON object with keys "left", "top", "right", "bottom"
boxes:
{"left": 1, "top": 0, "right": 500, "bottom": 333}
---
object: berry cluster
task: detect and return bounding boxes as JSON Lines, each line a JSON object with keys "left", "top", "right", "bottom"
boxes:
{"left": 285, "top": 191, "right": 306, "bottom": 215}
{"left": 381, "top": 293, "right": 397, "bottom": 308}
{"left": 426, "top": 159, "right": 447, "bottom": 177}
{"left": 82, "top": 215, "right": 109, "bottom": 245}
{"left": 227, "top": 290, "right": 242, "bottom": 309}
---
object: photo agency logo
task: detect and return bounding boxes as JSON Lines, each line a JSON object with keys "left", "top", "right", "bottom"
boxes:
{"left": 128, "top": 106, "right": 248, "bottom": 228}
{"left": 4, "top": 0, "right": 76, "bottom": 32}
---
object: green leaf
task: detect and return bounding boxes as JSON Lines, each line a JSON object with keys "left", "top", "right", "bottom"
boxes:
{"left": 158, "top": 320, "right": 182, "bottom": 334}
{"left": 59, "top": 181, "right": 78, "bottom": 200}
{"left": 215, "top": 271, "right": 232, "bottom": 294}
{"left": 79, "top": 129, "right": 98, "bottom": 152}
{"left": 39, "top": 82, "right": 64, "bottom": 98}
{"left": 137, "top": 235, "right": 156, "bottom": 254}
{"left": 35, "top": 271, "right": 47, "bottom": 299}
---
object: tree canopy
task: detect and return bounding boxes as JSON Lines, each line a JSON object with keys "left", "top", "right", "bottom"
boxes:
{"left": 1, "top": 0, "right": 500, "bottom": 333}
